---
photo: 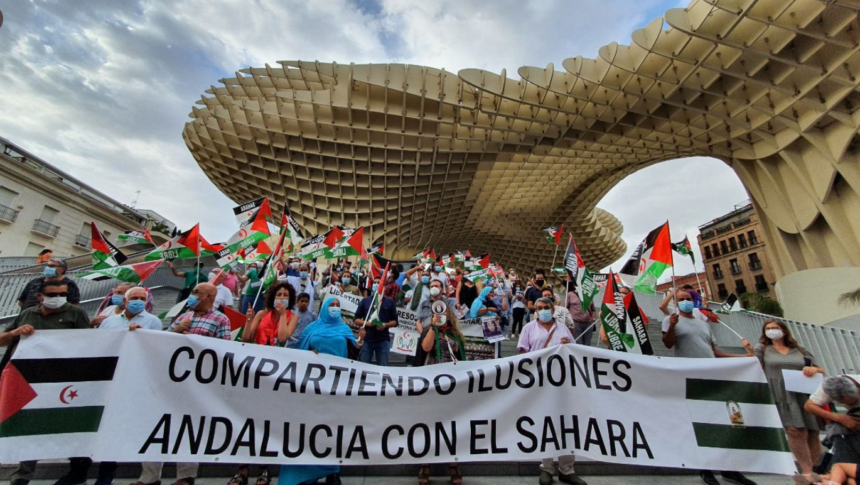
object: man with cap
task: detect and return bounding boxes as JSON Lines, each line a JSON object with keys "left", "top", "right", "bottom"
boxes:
{"left": 17, "top": 258, "right": 80, "bottom": 310}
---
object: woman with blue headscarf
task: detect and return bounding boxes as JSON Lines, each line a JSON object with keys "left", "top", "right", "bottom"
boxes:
{"left": 469, "top": 285, "right": 499, "bottom": 319}
{"left": 279, "top": 298, "right": 355, "bottom": 485}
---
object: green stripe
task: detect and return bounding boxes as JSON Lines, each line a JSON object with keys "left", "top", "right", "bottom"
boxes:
{"left": 687, "top": 379, "right": 775, "bottom": 405}
{"left": 0, "top": 407, "right": 104, "bottom": 438}
{"left": 692, "top": 423, "right": 790, "bottom": 452}
{"left": 633, "top": 261, "right": 670, "bottom": 294}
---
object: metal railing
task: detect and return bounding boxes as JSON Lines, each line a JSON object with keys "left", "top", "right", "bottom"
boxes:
{"left": 749, "top": 261, "right": 762, "bottom": 270}
{"left": 32, "top": 219, "right": 60, "bottom": 237}
{"left": 0, "top": 203, "right": 19, "bottom": 223}
{"left": 74, "top": 234, "right": 91, "bottom": 248}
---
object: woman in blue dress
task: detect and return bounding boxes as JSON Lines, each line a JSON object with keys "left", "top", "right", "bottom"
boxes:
{"left": 279, "top": 298, "right": 356, "bottom": 485}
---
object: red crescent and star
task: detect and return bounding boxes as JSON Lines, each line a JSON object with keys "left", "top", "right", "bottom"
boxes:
{"left": 59, "top": 385, "right": 79, "bottom": 404}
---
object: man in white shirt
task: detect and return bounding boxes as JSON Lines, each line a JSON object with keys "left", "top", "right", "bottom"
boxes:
{"left": 209, "top": 268, "right": 234, "bottom": 310}
{"left": 102, "top": 287, "right": 162, "bottom": 331}
{"left": 91, "top": 283, "right": 133, "bottom": 327}
{"left": 287, "top": 261, "right": 315, "bottom": 309}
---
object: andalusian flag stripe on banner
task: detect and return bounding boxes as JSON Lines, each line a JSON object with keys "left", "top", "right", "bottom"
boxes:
{"left": 686, "top": 379, "right": 789, "bottom": 453}
{"left": 0, "top": 357, "right": 118, "bottom": 438}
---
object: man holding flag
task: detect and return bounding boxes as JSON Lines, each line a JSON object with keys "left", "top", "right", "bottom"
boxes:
{"left": 354, "top": 268, "right": 398, "bottom": 366}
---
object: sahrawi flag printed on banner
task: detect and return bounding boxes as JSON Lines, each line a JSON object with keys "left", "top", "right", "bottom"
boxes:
{"left": 620, "top": 222, "right": 674, "bottom": 294}
{"left": 543, "top": 225, "right": 563, "bottom": 245}
{"left": 563, "top": 235, "right": 599, "bottom": 313}
{"left": 90, "top": 222, "right": 127, "bottom": 270}
{"left": 600, "top": 271, "right": 652, "bottom": 354}
{"left": 0, "top": 355, "right": 118, "bottom": 438}
{"left": 80, "top": 260, "right": 163, "bottom": 284}
{"left": 145, "top": 224, "right": 220, "bottom": 261}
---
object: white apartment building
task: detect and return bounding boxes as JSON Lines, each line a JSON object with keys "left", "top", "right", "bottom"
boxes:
{"left": 0, "top": 136, "right": 164, "bottom": 258}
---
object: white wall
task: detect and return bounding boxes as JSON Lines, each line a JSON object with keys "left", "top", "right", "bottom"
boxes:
{"left": 776, "top": 267, "right": 860, "bottom": 325}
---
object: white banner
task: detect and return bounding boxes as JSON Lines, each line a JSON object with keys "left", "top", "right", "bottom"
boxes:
{"left": 0, "top": 330, "right": 794, "bottom": 475}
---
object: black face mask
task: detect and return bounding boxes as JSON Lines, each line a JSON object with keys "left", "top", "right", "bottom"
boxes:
{"left": 535, "top": 280, "right": 544, "bottom": 287}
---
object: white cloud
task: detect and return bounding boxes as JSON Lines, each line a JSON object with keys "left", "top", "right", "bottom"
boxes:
{"left": 0, "top": 0, "right": 748, "bottom": 265}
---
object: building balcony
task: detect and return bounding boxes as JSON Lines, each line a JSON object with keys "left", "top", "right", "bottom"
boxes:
{"left": 749, "top": 237, "right": 759, "bottom": 245}
{"left": 0, "top": 204, "right": 19, "bottom": 224}
{"left": 749, "top": 261, "right": 762, "bottom": 271}
{"left": 713, "top": 272, "right": 724, "bottom": 280}
{"left": 731, "top": 267, "right": 742, "bottom": 275}
{"left": 31, "top": 219, "right": 60, "bottom": 238}
{"left": 756, "top": 284, "right": 769, "bottom": 293}
{"left": 74, "top": 234, "right": 91, "bottom": 248}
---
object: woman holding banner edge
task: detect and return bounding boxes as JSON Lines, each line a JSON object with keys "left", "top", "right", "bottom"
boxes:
{"left": 413, "top": 302, "right": 467, "bottom": 484}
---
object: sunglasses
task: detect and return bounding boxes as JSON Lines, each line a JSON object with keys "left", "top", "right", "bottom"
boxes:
{"left": 43, "top": 292, "right": 69, "bottom": 297}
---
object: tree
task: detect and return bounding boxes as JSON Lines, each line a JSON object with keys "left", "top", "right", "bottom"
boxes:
{"left": 739, "top": 292, "right": 784, "bottom": 317}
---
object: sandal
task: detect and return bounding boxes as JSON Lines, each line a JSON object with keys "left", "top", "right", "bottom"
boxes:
{"left": 448, "top": 465, "right": 463, "bottom": 485}
{"left": 255, "top": 469, "right": 270, "bottom": 485}
{"left": 418, "top": 466, "right": 430, "bottom": 485}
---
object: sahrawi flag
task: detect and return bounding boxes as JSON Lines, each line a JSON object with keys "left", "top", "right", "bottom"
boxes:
{"left": 145, "top": 224, "right": 220, "bottom": 261}
{"left": 366, "top": 262, "right": 390, "bottom": 326}
{"left": 90, "top": 222, "right": 127, "bottom": 270}
{"left": 563, "top": 235, "right": 599, "bottom": 313}
{"left": 330, "top": 227, "right": 364, "bottom": 258}
{"left": 600, "top": 271, "right": 652, "bottom": 354}
{"left": 80, "top": 260, "right": 163, "bottom": 284}
{"left": 0, "top": 355, "right": 118, "bottom": 438}
{"left": 223, "top": 199, "right": 275, "bottom": 255}
{"left": 543, "top": 225, "right": 563, "bottom": 245}
{"left": 673, "top": 236, "right": 696, "bottom": 264}
{"left": 116, "top": 229, "right": 153, "bottom": 246}
{"left": 620, "top": 222, "right": 674, "bottom": 294}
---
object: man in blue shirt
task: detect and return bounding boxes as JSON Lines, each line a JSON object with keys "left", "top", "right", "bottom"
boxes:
{"left": 354, "top": 276, "right": 398, "bottom": 366}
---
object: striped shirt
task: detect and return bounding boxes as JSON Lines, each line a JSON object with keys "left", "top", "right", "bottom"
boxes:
{"left": 169, "top": 309, "right": 231, "bottom": 340}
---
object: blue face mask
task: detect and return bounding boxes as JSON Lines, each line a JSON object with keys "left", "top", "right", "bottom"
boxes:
{"left": 343, "top": 277, "right": 351, "bottom": 285}
{"left": 186, "top": 295, "right": 199, "bottom": 309}
{"left": 678, "top": 300, "right": 695, "bottom": 313}
{"left": 111, "top": 294, "right": 124, "bottom": 306}
{"left": 538, "top": 309, "right": 554, "bottom": 322}
{"left": 372, "top": 284, "right": 379, "bottom": 292}
{"left": 328, "top": 307, "right": 342, "bottom": 319}
{"left": 43, "top": 266, "right": 57, "bottom": 277}
{"left": 300, "top": 271, "right": 309, "bottom": 279}
{"left": 421, "top": 276, "right": 430, "bottom": 284}
{"left": 126, "top": 300, "right": 146, "bottom": 315}
{"left": 435, "top": 266, "right": 442, "bottom": 272}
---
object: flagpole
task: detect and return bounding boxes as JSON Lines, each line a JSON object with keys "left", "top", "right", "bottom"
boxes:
{"left": 668, "top": 221, "right": 679, "bottom": 315}
{"left": 550, "top": 243, "right": 559, "bottom": 272}
{"left": 196, "top": 238, "right": 201, "bottom": 286}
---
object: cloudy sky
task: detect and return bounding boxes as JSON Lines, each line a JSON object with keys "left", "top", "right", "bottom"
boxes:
{"left": 0, "top": 0, "right": 748, "bottom": 276}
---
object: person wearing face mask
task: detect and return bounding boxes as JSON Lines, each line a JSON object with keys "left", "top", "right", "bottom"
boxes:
{"left": 405, "top": 266, "right": 433, "bottom": 311}
{"left": 354, "top": 276, "right": 399, "bottom": 366}
{"left": 516, "top": 297, "right": 579, "bottom": 485}
{"left": 283, "top": 298, "right": 355, "bottom": 485}
{"left": 90, "top": 283, "right": 133, "bottom": 327}
{"left": 469, "top": 286, "right": 500, "bottom": 319}
{"left": 751, "top": 319, "right": 824, "bottom": 482}
{"left": 510, "top": 283, "right": 527, "bottom": 338}
{"left": 167, "top": 261, "right": 208, "bottom": 303}
{"left": 417, "top": 279, "right": 457, "bottom": 334}
{"left": 525, "top": 268, "right": 547, "bottom": 321}
{"left": 490, "top": 280, "right": 511, "bottom": 333}
{"left": 340, "top": 270, "right": 362, "bottom": 297}
{"left": 102, "top": 287, "right": 162, "bottom": 330}
{"left": 222, "top": 267, "right": 241, "bottom": 299}
{"left": 662, "top": 290, "right": 757, "bottom": 485}
{"left": 1, "top": 280, "right": 100, "bottom": 485}
{"left": 430, "top": 263, "right": 450, "bottom": 288}
{"left": 239, "top": 263, "right": 265, "bottom": 315}
{"left": 242, "top": 281, "right": 298, "bottom": 346}
{"left": 456, "top": 269, "right": 479, "bottom": 312}
{"left": 286, "top": 262, "right": 316, "bottom": 309}
{"left": 17, "top": 259, "right": 81, "bottom": 310}
{"left": 209, "top": 268, "right": 235, "bottom": 310}
{"left": 286, "top": 293, "right": 317, "bottom": 348}
{"left": 413, "top": 304, "right": 467, "bottom": 485}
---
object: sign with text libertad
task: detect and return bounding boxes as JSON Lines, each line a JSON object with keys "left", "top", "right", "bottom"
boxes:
{"left": 0, "top": 330, "right": 793, "bottom": 474}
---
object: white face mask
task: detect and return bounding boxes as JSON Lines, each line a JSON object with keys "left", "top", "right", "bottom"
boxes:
{"left": 435, "top": 314, "right": 447, "bottom": 326}
{"left": 765, "top": 329, "right": 784, "bottom": 341}
{"left": 430, "top": 287, "right": 441, "bottom": 297}
{"left": 42, "top": 296, "right": 67, "bottom": 309}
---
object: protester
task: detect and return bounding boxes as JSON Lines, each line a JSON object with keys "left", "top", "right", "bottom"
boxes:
{"left": 17, "top": 259, "right": 81, "bottom": 310}
{"left": 469, "top": 285, "right": 499, "bottom": 319}
{"left": 542, "top": 287, "right": 574, "bottom": 333}
{"left": 239, "top": 262, "right": 265, "bottom": 314}
{"left": 282, "top": 298, "right": 355, "bottom": 485}
{"left": 413, "top": 303, "right": 466, "bottom": 485}
{"left": 516, "top": 297, "right": 581, "bottom": 485}
{"left": 430, "top": 262, "right": 450, "bottom": 288}
{"left": 35, "top": 248, "right": 53, "bottom": 264}
{"left": 209, "top": 268, "right": 235, "bottom": 310}
{"left": 222, "top": 267, "right": 241, "bottom": 298}
{"left": 662, "top": 289, "right": 757, "bottom": 485}
{"left": 286, "top": 292, "right": 317, "bottom": 348}
{"left": 340, "top": 270, "right": 363, "bottom": 296}
{"left": 102, "top": 287, "right": 162, "bottom": 330}
{"left": 456, "top": 270, "right": 479, "bottom": 310}
{"left": 510, "top": 282, "right": 527, "bottom": 338}
{"left": 525, "top": 269, "right": 547, "bottom": 317}
{"left": 405, "top": 265, "right": 433, "bottom": 311}
{"left": 805, "top": 376, "right": 860, "bottom": 470}
{"left": 354, "top": 276, "right": 398, "bottom": 366}
{"left": 491, "top": 280, "right": 511, "bottom": 334}
{"left": 285, "top": 262, "right": 316, "bottom": 309}
{"left": 90, "top": 283, "right": 133, "bottom": 327}
{"left": 1, "top": 280, "right": 113, "bottom": 485}
{"left": 565, "top": 282, "right": 597, "bottom": 346}
{"left": 383, "top": 269, "right": 401, "bottom": 302}
{"left": 167, "top": 261, "right": 208, "bottom": 303}
{"left": 416, "top": 279, "right": 456, "bottom": 334}
{"left": 754, "top": 318, "right": 824, "bottom": 481}
{"left": 138, "top": 283, "right": 229, "bottom": 485}
{"left": 242, "top": 281, "right": 298, "bottom": 346}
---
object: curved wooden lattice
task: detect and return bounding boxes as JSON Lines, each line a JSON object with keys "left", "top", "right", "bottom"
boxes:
{"left": 184, "top": 0, "right": 860, "bottom": 278}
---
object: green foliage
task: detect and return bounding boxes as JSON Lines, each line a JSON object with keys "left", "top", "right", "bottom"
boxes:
{"left": 739, "top": 292, "right": 784, "bottom": 317}
{"left": 839, "top": 287, "right": 860, "bottom": 307}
